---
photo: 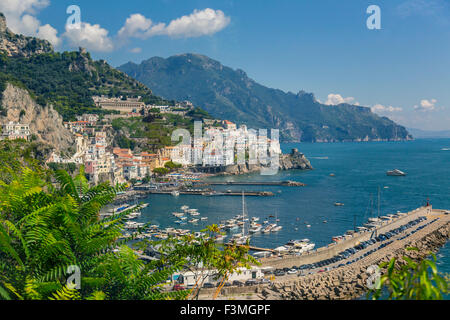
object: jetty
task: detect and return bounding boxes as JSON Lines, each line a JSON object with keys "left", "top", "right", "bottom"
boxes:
{"left": 202, "top": 180, "right": 306, "bottom": 187}
{"left": 147, "top": 190, "right": 275, "bottom": 197}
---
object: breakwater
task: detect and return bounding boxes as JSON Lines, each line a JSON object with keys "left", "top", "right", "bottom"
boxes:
{"left": 206, "top": 209, "right": 450, "bottom": 300}
{"left": 259, "top": 217, "right": 449, "bottom": 300}
{"left": 203, "top": 181, "right": 306, "bottom": 187}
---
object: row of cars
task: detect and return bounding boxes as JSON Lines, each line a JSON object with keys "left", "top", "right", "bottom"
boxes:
{"left": 268, "top": 216, "right": 431, "bottom": 277}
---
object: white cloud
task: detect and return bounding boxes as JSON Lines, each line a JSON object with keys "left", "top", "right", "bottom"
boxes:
{"left": 0, "top": 0, "right": 49, "bottom": 17}
{"left": 324, "top": 94, "right": 358, "bottom": 106}
{"left": 118, "top": 8, "right": 231, "bottom": 41}
{"left": 0, "top": 3, "right": 230, "bottom": 52}
{"left": 37, "top": 23, "right": 60, "bottom": 46}
{"left": 0, "top": 0, "right": 61, "bottom": 47}
{"left": 414, "top": 99, "right": 437, "bottom": 112}
{"left": 165, "top": 8, "right": 231, "bottom": 38}
{"left": 64, "top": 22, "right": 114, "bottom": 52}
{"left": 371, "top": 104, "right": 403, "bottom": 113}
{"left": 118, "top": 14, "right": 153, "bottom": 39}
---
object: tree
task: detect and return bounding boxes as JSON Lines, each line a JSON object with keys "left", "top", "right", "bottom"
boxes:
{"left": 0, "top": 166, "right": 255, "bottom": 300}
{"left": 0, "top": 166, "right": 185, "bottom": 300}
{"left": 368, "top": 248, "right": 449, "bottom": 300}
{"left": 164, "top": 161, "right": 182, "bottom": 171}
{"left": 153, "top": 167, "right": 169, "bottom": 176}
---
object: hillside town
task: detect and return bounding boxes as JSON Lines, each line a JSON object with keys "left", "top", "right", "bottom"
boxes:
{"left": 1, "top": 95, "right": 281, "bottom": 186}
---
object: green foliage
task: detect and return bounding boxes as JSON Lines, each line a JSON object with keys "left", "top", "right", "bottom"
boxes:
{"left": 186, "top": 107, "right": 213, "bottom": 120}
{"left": 0, "top": 50, "right": 169, "bottom": 121}
{"left": 151, "top": 224, "right": 258, "bottom": 299}
{"left": 111, "top": 115, "right": 195, "bottom": 152}
{"left": 0, "top": 140, "right": 52, "bottom": 183}
{"left": 369, "top": 248, "right": 449, "bottom": 300}
{"left": 153, "top": 167, "right": 169, "bottom": 176}
{"left": 0, "top": 164, "right": 255, "bottom": 300}
{"left": 164, "top": 161, "right": 182, "bottom": 171}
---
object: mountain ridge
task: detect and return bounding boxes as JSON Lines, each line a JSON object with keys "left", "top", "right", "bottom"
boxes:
{"left": 119, "top": 53, "right": 413, "bottom": 142}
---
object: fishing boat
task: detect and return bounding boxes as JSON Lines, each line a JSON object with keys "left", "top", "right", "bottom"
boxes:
{"left": 334, "top": 202, "right": 345, "bottom": 207}
{"left": 188, "top": 218, "right": 199, "bottom": 224}
{"left": 181, "top": 205, "right": 189, "bottom": 211}
{"left": 190, "top": 212, "right": 200, "bottom": 216}
{"left": 171, "top": 191, "right": 180, "bottom": 197}
{"left": 172, "top": 212, "right": 184, "bottom": 218}
{"left": 201, "top": 217, "right": 208, "bottom": 221}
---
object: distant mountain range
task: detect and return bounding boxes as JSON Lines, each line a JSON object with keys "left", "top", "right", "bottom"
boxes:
{"left": 407, "top": 128, "right": 450, "bottom": 139}
{"left": 119, "top": 53, "right": 412, "bottom": 142}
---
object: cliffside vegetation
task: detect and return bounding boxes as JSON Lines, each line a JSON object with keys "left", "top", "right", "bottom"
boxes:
{"left": 0, "top": 50, "right": 170, "bottom": 121}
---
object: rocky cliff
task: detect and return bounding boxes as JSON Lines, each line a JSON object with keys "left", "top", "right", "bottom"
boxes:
{"left": 0, "top": 83, "right": 74, "bottom": 153}
{"left": 0, "top": 13, "right": 53, "bottom": 58}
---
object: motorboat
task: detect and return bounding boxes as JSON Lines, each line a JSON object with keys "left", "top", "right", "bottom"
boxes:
{"left": 172, "top": 212, "right": 185, "bottom": 218}
{"left": 271, "top": 225, "right": 283, "bottom": 232}
{"left": 249, "top": 225, "right": 262, "bottom": 234}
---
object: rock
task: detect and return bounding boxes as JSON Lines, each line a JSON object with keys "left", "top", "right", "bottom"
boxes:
{"left": 1, "top": 83, "right": 74, "bottom": 153}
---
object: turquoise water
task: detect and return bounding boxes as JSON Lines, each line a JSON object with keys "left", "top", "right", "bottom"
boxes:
{"left": 135, "top": 139, "right": 450, "bottom": 278}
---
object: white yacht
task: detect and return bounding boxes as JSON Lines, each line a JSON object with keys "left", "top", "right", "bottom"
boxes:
{"left": 262, "top": 224, "right": 275, "bottom": 233}
{"left": 172, "top": 212, "right": 185, "bottom": 218}
{"left": 171, "top": 191, "right": 180, "bottom": 197}
{"left": 271, "top": 225, "right": 283, "bottom": 232}
{"left": 387, "top": 169, "right": 407, "bottom": 176}
{"left": 249, "top": 225, "right": 262, "bottom": 234}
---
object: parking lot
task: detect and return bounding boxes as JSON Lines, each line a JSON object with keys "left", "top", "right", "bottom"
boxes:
{"left": 267, "top": 215, "right": 440, "bottom": 280}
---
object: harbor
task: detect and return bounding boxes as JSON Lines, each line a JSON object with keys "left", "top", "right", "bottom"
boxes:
{"left": 106, "top": 139, "right": 450, "bottom": 299}
{"left": 199, "top": 207, "right": 450, "bottom": 300}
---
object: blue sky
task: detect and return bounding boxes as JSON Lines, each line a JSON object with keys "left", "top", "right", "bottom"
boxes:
{"left": 1, "top": 0, "right": 449, "bottom": 130}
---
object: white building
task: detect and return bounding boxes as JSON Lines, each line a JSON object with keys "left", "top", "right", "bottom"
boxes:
{"left": 175, "top": 267, "right": 265, "bottom": 287}
{"left": 1, "top": 121, "right": 30, "bottom": 141}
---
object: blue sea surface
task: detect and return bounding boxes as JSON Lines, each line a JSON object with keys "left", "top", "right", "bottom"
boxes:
{"left": 135, "top": 139, "right": 450, "bottom": 287}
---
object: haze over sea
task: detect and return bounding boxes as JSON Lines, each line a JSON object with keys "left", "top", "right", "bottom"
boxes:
{"left": 136, "top": 139, "right": 450, "bottom": 277}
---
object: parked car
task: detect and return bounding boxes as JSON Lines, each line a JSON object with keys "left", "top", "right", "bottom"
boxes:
{"left": 245, "top": 280, "right": 259, "bottom": 286}
{"left": 232, "top": 280, "right": 244, "bottom": 287}
{"left": 274, "top": 270, "right": 286, "bottom": 277}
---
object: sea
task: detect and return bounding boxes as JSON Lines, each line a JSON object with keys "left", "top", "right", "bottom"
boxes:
{"left": 133, "top": 138, "right": 450, "bottom": 295}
